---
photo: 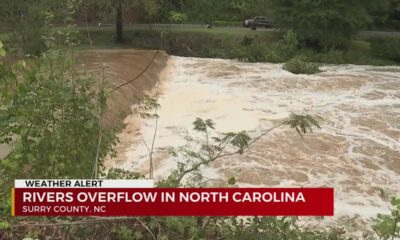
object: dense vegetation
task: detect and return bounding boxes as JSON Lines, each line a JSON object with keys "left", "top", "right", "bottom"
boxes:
{"left": 283, "top": 57, "right": 321, "bottom": 75}
{"left": 0, "top": 0, "right": 399, "bottom": 239}
{"left": 1, "top": 0, "right": 399, "bottom": 65}
{"left": 62, "top": 0, "right": 400, "bottom": 47}
{"left": 370, "top": 36, "right": 400, "bottom": 62}
{"left": 271, "top": 0, "right": 369, "bottom": 49}
{"left": 70, "top": 28, "right": 399, "bottom": 66}
{"left": 71, "top": 0, "right": 400, "bottom": 29}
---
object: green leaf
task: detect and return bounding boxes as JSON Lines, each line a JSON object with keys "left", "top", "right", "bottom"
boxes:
{"left": 193, "top": 118, "right": 215, "bottom": 132}
{"left": 228, "top": 176, "right": 237, "bottom": 185}
{"left": 285, "top": 114, "right": 321, "bottom": 138}
{"left": 230, "top": 131, "right": 251, "bottom": 153}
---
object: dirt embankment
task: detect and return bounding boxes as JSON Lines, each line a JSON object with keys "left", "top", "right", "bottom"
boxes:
{"left": 78, "top": 49, "right": 169, "bottom": 128}
{"left": 0, "top": 49, "right": 168, "bottom": 160}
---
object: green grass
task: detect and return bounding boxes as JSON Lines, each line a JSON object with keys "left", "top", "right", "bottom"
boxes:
{"left": 75, "top": 27, "right": 281, "bottom": 47}
{"left": 74, "top": 28, "right": 282, "bottom": 60}
{"left": 2, "top": 26, "right": 399, "bottom": 66}
{"left": 72, "top": 25, "right": 274, "bottom": 36}
{"left": 72, "top": 28, "right": 398, "bottom": 66}
{"left": 352, "top": 39, "right": 371, "bottom": 50}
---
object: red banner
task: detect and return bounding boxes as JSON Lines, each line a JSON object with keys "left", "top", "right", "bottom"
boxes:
{"left": 13, "top": 188, "right": 334, "bottom": 216}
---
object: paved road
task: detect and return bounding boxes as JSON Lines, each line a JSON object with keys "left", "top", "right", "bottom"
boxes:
{"left": 77, "top": 23, "right": 278, "bottom": 33}
{"left": 82, "top": 23, "right": 400, "bottom": 37}
{"left": 358, "top": 30, "right": 400, "bottom": 37}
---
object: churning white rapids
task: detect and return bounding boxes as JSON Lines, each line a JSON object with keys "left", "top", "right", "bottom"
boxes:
{"left": 109, "top": 56, "right": 400, "bottom": 235}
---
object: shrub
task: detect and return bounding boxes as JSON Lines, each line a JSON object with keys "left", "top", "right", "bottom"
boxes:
{"left": 317, "top": 49, "right": 346, "bottom": 64}
{"left": 0, "top": 48, "right": 117, "bottom": 215}
{"left": 241, "top": 36, "right": 253, "bottom": 46}
{"left": 265, "top": 46, "right": 290, "bottom": 63}
{"left": 247, "top": 41, "right": 270, "bottom": 62}
{"left": 228, "top": 36, "right": 271, "bottom": 62}
{"left": 264, "top": 31, "right": 299, "bottom": 63}
{"left": 370, "top": 37, "right": 400, "bottom": 62}
{"left": 264, "top": 41, "right": 297, "bottom": 63}
{"left": 283, "top": 57, "right": 321, "bottom": 74}
{"left": 3, "top": 2, "right": 53, "bottom": 56}
{"left": 282, "top": 30, "right": 299, "bottom": 54}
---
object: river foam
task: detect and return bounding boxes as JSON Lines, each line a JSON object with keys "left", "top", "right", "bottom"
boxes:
{"left": 111, "top": 56, "right": 400, "bottom": 235}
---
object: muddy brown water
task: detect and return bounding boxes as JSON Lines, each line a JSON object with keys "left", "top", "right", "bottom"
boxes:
{"left": 109, "top": 56, "right": 399, "bottom": 236}
{"left": 78, "top": 49, "right": 169, "bottom": 126}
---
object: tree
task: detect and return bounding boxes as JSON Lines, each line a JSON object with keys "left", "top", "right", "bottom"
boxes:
{"left": 0, "top": 0, "right": 77, "bottom": 55}
{"left": 159, "top": 114, "right": 321, "bottom": 187}
{"left": 137, "top": 95, "right": 160, "bottom": 179}
{"left": 0, "top": 45, "right": 116, "bottom": 215}
{"left": 116, "top": 0, "right": 124, "bottom": 43}
{"left": 369, "top": 0, "right": 400, "bottom": 30}
{"left": 268, "top": 0, "right": 375, "bottom": 49}
{"left": 81, "top": 0, "right": 159, "bottom": 43}
{"left": 171, "top": 0, "right": 271, "bottom": 23}
{"left": 0, "top": 0, "right": 51, "bottom": 55}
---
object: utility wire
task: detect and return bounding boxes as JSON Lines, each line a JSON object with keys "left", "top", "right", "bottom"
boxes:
{"left": 109, "top": 50, "right": 159, "bottom": 94}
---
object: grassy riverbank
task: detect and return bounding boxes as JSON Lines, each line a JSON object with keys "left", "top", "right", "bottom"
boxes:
{"left": 1, "top": 27, "right": 399, "bottom": 66}
{"left": 74, "top": 28, "right": 400, "bottom": 66}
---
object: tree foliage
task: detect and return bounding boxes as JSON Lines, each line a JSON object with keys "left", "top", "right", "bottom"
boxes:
{"left": 154, "top": 0, "right": 271, "bottom": 23}
{"left": 0, "top": 0, "right": 78, "bottom": 55}
{"left": 168, "top": 11, "right": 188, "bottom": 23}
{"left": 79, "top": 0, "right": 159, "bottom": 43}
{"left": 268, "top": 0, "right": 375, "bottom": 49}
{"left": 372, "top": 197, "right": 400, "bottom": 240}
{"left": 369, "top": 0, "right": 400, "bottom": 30}
{"left": 370, "top": 37, "right": 400, "bottom": 62}
{"left": 0, "top": 45, "right": 116, "bottom": 215}
{"left": 159, "top": 114, "right": 320, "bottom": 187}
{"left": 285, "top": 114, "right": 322, "bottom": 137}
{"left": 0, "top": 0, "right": 51, "bottom": 55}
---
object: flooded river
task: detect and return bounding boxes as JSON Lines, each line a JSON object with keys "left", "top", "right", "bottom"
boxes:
{"left": 110, "top": 56, "right": 400, "bottom": 234}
